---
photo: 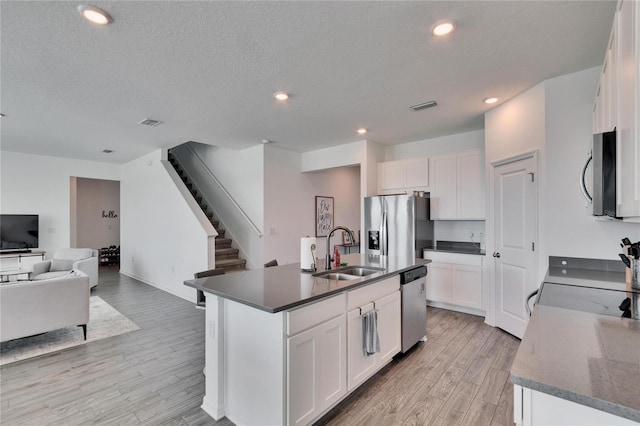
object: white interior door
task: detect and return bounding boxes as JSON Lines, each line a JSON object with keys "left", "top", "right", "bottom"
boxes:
{"left": 493, "top": 154, "right": 537, "bottom": 338}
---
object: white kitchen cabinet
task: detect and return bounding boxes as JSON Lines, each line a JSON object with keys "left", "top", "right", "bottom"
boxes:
{"left": 287, "top": 324, "right": 320, "bottom": 426}
{"left": 425, "top": 262, "right": 452, "bottom": 304}
{"left": 431, "top": 151, "right": 485, "bottom": 220}
{"left": 374, "top": 291, "right": 401, "bottom": 363}
{"left": 431, "top": 155, "right": 457, "bottom": 218}
{"left": 378, "top": 157, "right": 429, "bottom": 193}
{"left": 287, "top": 313, "right": 346, "bottom": 425}
{"left": 451, "top": 264, "right": 483, "bottom": 310}
{"left": 378, "top": 160, "right": 406, "bottom": 191}
{"left": 405, "top": 158, "right": 431, "bottom": 189}
{"left": 616, "top": 0, "right": 640, "bottom": 218}
{"left": 347, "top": 305, "right": 377, "bottom": 390}
{"left": 346, "top": 277, "right": 401, "bottom": 391}
{"left": 514, "top": 385, "right": 636, "bottom": 426}
{"left": 318, "top": 315, "right": 347, "bottom": 409}
{"left": 424, "top": 252, "right": 483, "bottom": 314}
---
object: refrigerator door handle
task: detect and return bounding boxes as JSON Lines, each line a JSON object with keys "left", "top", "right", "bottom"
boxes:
{"left": 381, "top": 211, "right": 387, "bottom": 255}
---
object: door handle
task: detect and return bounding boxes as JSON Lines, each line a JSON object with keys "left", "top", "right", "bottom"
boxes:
{"left": 493, "top": 252, "right": 501, "bottom": 258}
{"left": 580, "top": 151, "right": 593, "bottom": 203}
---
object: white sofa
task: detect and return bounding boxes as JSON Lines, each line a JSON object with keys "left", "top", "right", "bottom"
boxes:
{"left": 0, "top": 271, "right": 90, "bottom": 342}
{"left": 31, "top": 248, "right": 99, "bottom": 288}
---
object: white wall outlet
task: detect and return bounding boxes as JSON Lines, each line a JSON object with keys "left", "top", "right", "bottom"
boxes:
{"left": 269, "top": 227, "right": 276, "bottom": 235}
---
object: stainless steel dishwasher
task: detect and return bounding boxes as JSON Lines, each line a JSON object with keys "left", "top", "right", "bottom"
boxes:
{"left": 400, "top": 265, "right": 427, "bottom": 353}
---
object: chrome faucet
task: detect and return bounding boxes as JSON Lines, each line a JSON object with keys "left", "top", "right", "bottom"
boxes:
{"left": 326, "top": 226, "right": 355, "bottom": 270}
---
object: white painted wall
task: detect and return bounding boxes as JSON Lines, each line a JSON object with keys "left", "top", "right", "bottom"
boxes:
{"left": 120, "top": 150, "right": 211, "bottom": 302}
{"left": 74, "top": 177, "right": 120, "bottom": 250}
{"left": 264, "top": 146, "right": 361, "bottom": 265}
{"left": 545, "top": 67, "right": 640, "bottom": 259}
{"left": 302, "top": 139, "right": 385, "bottom": 241}
{"left": 484, "top": 82, "right": 546, "bottom": 326}
{"left": 171, "top": 143, "right": 262, "bottom": 268}
{"left": 188, "top": 142, "right": 264, "bottom": 228}
{"left": 434, "top": 220, "right": 485, "bottom": 246}
{"left": 0, "top": 151, "right": 121, "bottom": 257}
{"left": 485, "top": 81, "right": 547, "bottom": 285}
{"left": 384, "top": 130, "right": 485, "bottom": 160}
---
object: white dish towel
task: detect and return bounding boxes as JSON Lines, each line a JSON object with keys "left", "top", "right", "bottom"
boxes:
{"left": 362, "top": 310, "right": 380, "bottom": 356}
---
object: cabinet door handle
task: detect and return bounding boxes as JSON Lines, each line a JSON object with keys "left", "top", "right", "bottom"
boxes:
{"left": 493, "top": 252, "right": 501, "bottom": 258}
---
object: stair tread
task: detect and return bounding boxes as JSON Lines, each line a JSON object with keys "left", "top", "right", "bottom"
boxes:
{"left": 215, "top": 258, "right": 246, "bottom": 267}
{"left": 215, "top": 247, "right": 237, "bottom": 254}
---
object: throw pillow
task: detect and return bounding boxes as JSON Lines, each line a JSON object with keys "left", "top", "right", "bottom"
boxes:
{"left": 50, "top": 258, "right": 74, "bottom": 272}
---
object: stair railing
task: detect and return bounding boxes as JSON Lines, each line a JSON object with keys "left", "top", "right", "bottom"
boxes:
{"left": 181, "top": 144, "right": 263, "bottom": 238}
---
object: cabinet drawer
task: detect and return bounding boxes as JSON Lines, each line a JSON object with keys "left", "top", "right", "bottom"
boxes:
{"left": 347, "top": 276, "right": 399, "bottom": 310}
{"left": 287, "top": 293, "right": 346, "bottom": 336}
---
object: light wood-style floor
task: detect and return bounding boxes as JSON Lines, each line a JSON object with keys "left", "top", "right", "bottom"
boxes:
{"left": 1, "top": 267, "right": 519, "bottom": 425}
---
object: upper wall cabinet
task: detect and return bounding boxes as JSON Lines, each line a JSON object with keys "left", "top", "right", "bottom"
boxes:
{"left": 378, "top": 157, "right": 429, "bottom": 194}
{"left": 431, "top": 151, "right": 485, "bottom": 220}
{"left": 596, "top": 0, "right": 640, "bottom": 219}
{"left": 616, "top": 0, "right": 640, "bottom": 219}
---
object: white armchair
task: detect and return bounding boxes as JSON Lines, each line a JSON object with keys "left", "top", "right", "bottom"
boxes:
{"left": 31, "top": 248, "right": 99, "bottom": 288}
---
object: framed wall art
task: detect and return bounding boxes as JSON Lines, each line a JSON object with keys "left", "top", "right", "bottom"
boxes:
{"left": 315, "top": 196, "right": 334, "bottom": 237}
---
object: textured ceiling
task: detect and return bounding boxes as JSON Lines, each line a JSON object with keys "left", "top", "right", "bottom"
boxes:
{"left": 1, "top": 1, "right": 615, "bottom": 163}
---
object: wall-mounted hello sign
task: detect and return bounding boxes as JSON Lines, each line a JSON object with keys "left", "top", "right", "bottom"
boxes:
{"left": 102, "top": 210, "right": 118, "bottom": 219}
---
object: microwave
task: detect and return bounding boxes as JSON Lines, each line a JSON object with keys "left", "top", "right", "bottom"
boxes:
{"left": 581, "top": 129, "right": 618, "bottom": 218}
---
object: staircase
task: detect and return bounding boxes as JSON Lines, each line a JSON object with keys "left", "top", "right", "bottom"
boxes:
{"left": 168, "top": 152, "right": 247, "bottom": 272}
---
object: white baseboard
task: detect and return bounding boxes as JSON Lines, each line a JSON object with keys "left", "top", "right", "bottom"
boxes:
{"left": 119, "top": 270, "right": 196, "bottom": 304}
{"left": 427, "top": 301, "right": 485, "bottom": 317}
{"left": 201, "top": 397, "right": 225, "bottom": 421}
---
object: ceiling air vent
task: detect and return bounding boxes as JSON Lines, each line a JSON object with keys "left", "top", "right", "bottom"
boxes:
{"left": 138, "top": 118, "right": 163, "bottom": 127}
{"left": 410, "top": 101, "right": 438, "bottom": 112}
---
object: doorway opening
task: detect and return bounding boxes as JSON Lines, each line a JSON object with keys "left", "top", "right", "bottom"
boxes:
{"left": 70, "top": 177, "right": 120, "bottom": 267}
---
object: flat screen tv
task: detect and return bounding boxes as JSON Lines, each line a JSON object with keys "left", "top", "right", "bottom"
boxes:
{"left": 0, "top": 215, "right": 39, "bottom": 252}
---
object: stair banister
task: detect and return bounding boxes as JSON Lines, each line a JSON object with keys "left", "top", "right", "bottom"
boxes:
{"left": 184, "top": 144, "right": 263, "bottom": 238}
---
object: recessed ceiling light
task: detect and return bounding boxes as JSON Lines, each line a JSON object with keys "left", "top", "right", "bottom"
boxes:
{"left": 274, "top": 92, "right": 289, "bottom": 101}
{"left": 77, "top": 5, "right": 113, "bottom": 25}
{"left": 102, "top": 149, "right": 114, "bottom": 153}
{"left": 357, "top": 128, "right": 367, "bottom": 135}
{"left": 262, "top": 139, "right": 273, "bottom": 144}
{"left": 484, "top": 97, "right": 499, "bottom": 104}
{"left": 431, "top": 20, "right": 455, "bottom": 36}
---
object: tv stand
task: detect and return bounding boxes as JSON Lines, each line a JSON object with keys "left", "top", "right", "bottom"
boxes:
{"left": 0, "top": 250, "right": 45, "bottom": 272}
{"left": 0, "top": 249, "right": 32, "bottom": 254}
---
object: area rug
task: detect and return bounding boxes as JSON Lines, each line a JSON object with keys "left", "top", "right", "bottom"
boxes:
{"left": 0, "top": 296, "right": 140, "bottom": 366}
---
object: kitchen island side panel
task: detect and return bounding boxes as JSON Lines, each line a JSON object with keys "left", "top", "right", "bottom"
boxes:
{"left": 224, "top": 299, "right": 286, "bottom": 425}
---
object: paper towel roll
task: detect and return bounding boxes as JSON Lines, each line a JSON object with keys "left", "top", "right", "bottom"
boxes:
{"left": 300, "top": 237, "right": 317, "bottom": 272}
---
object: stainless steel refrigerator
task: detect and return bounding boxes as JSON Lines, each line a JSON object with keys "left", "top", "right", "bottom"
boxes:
{"left": 364, "top": 195, "right": 434, "bottom": 259}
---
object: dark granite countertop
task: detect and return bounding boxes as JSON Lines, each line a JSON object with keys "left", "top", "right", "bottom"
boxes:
{"left": 545, "top": 266, "right": 629, "bottom": 292}
{"left": 423, "top": 241, "right": 485, "bottom": 256}
{"left": 510, "top": 305, "right": 640, "bottom": 422}
{"left": 184, "top": 254, "right": 430, "bottom": 313}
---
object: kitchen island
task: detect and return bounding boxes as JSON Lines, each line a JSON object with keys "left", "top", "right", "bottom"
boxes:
{"left": 510, "top": 258, "right": 640, "bottom": 425}
{"left": 185, "top": 253, "right": 430, "bottom": 425}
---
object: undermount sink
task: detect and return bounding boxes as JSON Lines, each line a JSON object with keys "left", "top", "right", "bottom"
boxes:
{"left": 338, "top": 266, "right": 384, "bottom": 276}
{"left": 318, "top": 273, "right": 360, "bottom": 281}
{"left": 314, "top": 266, "right": 385, "bottom": 281}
